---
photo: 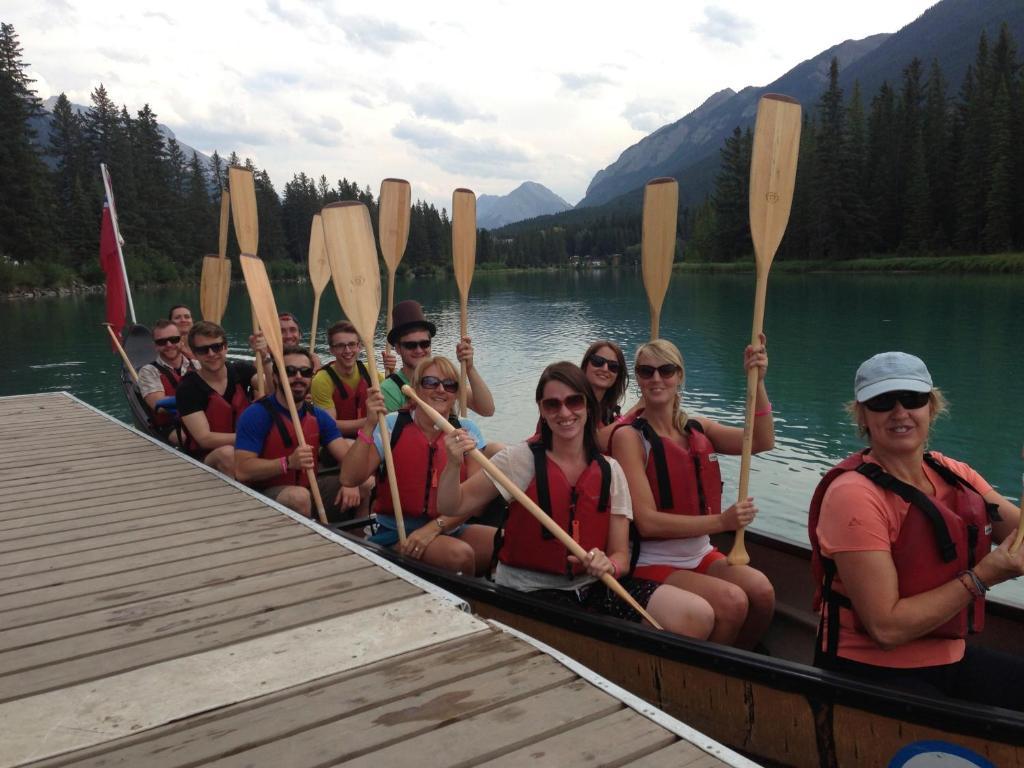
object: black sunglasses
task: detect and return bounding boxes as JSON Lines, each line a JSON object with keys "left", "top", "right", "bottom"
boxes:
{"left": 154, "top": 335, "right": 182, "bottom": 346}
{"left": 587, "top": 354, "right": 621, "bottom": 374}
{"left": 284, "top": 365, "right": 315, "bottom": 379}
{"left": 193, "top": 341, "right": 226, "bottom": 355}
{"left": 635, "top": 364, "right": 681, "bottom": 380}
{"left": 420, "top": 375, "right": 458, "bottom": 393}
{"left": 540, "top": 393, "right": 587, "bottom": 415}
{"left": 863, "top": 390, "right": 930, "bottom": 413}
{"left": 400, "top": 339, "right": 432, "bottom": 351}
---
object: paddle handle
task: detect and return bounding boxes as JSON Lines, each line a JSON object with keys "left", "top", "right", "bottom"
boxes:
{"left": 650, "top": 307, "right": 660, "bottom": 341}
{"left": 401, "top": 386, "right": 663, "bottom": 629}
{"left": 728, "top": 273, "right": 769, "bottom": 567}
{"left": 384, "top": 270, "right": 396, "bottom": 375}
{"left": 363, "top": 336, "right": 406, "bottom": 543}
{"left": 252, "top": 307, "right": 266, "bottom": 398}
{"left": 458, "top": 296, "right": 469, "bottom": 417}
{"left": 309, "top": 292, "right": 321, "bottom": 358}
{"left": 104, "top": 324, "right": 139, "bottom": 383}
{"left": 272, "top": 353, "right": 327, "bottom": 524}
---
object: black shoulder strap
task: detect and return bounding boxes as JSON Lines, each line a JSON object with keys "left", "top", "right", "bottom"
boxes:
{"left": 593, "top": 453, "right": 611, "bottom": 512}
{"left": 856, "top": 462, "right": 957, "bottom": 563}
{"left": 323, "top": 365, "right": 346, "bottom": 398}
{"left": 449, "top": 414, "right": 462, "bottom": 429}
{"left": 389, "top": 410, "right": 413, "bottom": 450}
{"left": 635, "top": 418, "right": 673, "bottom": 509}
{"left": 387, "top": 372, "right": 406, "bottom": 387}
{"left": 259, "top": 398, "right": 294, "bottom": 448}
{"left": 529, "top": 441, "right": 555, "bottom": 540}
{"left": 684, "top": 418, "right": 704, "bottom": 435}
{"left": 357, "top": 360, "right": 372, "bottom": 386}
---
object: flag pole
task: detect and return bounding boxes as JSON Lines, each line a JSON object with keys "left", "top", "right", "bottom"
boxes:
{"left": 100, "top": 163, "right": 137, "bottom": 323}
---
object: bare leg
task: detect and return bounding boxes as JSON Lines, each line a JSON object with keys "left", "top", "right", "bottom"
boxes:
{"left": 645, "top": 584, "right": 715, "bottom": 640}
{"left": 417, "top": 535, "right": 477, "bottom": 575}
{"left": 204, "top": 445, "right": 235, "bottom": 477}
{"left": 663, "top": 569, "right": 750, "bottom": 646}
{"left": 276, "top": 486, "right": 312, "bottom": 517}
{"left": 458, "top": 524, "right": 497, "bottom": 576}
{"left": 704, "top": 560, "right": 775, "bottom": 650}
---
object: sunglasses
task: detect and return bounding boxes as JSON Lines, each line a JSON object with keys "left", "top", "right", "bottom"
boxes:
{"left": 863, "top": 390, "right": 930, "bottom": 413}
{"left": 400, "top": 339, "right": 432, "bottom": 351}
{"left": 330, "top": 341, "right": 360, "bottom": 351}
{"left": 154, "top": 335, "right": 182, "bottom": 346}
{"left": 420, "top": 376, "right": 458, "bottom": 393}
{"left": 284, "top": 365, "right": 315, "bottom": 379}
{"left": 635, "top": 364, "right": 681, "bottom": 380}
{"left": 539, "top": 393, "right": 587, "bottom": 415}
{"left": 193, "top": 341, "right": 227, "bottom": 355}
{"left": 588, "top": 354, "right": 621, "bottom": 374}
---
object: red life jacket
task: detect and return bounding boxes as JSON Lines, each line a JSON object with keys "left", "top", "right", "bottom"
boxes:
{"left": 182, "top": 367, "right": 251, "bottom": 458}
{"left": 253, "top": 397, "right": 320, "bottom": 488}
{"left": 611, "top": 416, "right": 722, "bottom": 523}
{"left": 373, "top": 410, "right": 467, "bottom": 519}
{"left": 148, "top": 359, "right": 186, "bottom": 429}
{"left": 498, "top": 441, "right": 612, "bottom": 578}
{"left": 322, "top": 361, "right": 371, "bottom": 421}
{"left": 808, "top": 451, "right": 996, "bottom": 661}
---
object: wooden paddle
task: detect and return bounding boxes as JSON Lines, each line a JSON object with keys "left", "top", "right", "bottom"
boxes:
{"left": 307, "top": 214, "right": 331, "bottom": 356}
{"left": 641, "top": 178, "right": 679, "bottom": 339}
{"left": 321, "top": 201, "right": 407, "bottom": 544}
{"left": 239, "top": 253, "right": 328, "bottom": 525}
{"left": 228, "top": 166, "right": 266, "bottom": 398}
{"left": 728, "top": 94, "right": 802, "bottom": 567}
{"left": 199, "top": 255, "right": 230, "bottom": 324}
{"left": 378, "top": 179, "right": 411, "bottom": 373}
{"left": 217, "top": 189, "right": 232, "bottom": 313}
{"left": 401, "top": 385, "right": 663, "bottom": 629}
{"left": 103, "top": 323, "right": 138, "bottom": 383}
{"left": 452, "top": 188, "right": 476, "bottom": 416}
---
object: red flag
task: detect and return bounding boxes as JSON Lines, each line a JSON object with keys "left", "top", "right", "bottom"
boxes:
{"left": 100, "top": 201, "right": 127, "bottom": 344}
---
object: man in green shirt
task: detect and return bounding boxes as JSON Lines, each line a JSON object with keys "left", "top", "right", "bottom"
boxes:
{"left": 379, "top": 300, "right": 495, "bottom": 415}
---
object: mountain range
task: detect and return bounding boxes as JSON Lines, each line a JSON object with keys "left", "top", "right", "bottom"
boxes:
{"left": 476, "top": 181, "right": 572, "bottom": 229}
{"left": 576, "top": 0, "right": 1024, "bottom": 213}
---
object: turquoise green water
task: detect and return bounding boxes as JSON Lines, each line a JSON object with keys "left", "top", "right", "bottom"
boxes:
{"left": 2, "top": 269, "right": 1022, "bottom": 603}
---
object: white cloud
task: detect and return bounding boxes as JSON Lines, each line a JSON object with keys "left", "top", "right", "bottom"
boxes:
{"left": 622, "top": 98, "right": 679, "bottom": 132}
{"left": 693, "top": 5, "right": 755, "bottom": 46}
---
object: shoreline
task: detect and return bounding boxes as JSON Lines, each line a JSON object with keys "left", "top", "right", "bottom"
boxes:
{"left": 5, "top": 252, "right": 1023, "bottom": 300}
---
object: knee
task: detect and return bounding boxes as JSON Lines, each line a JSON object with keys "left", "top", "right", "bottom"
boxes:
{"left": 745, "top": 573, "right": 776, "bottom": 613}
{"left": 713, "top": 584, "right": 750, "bottom": 627}
{"left": 280, "top": 487, "right": 312, "bottom": 516}
{"left": 438, "top": 541, "right": 476, "bottom": 575}
{"left": 650, "top": 587, "right": 715, "bottom": 640}
{"left": 206, "top": 446, "right": 234, "bottom": 476}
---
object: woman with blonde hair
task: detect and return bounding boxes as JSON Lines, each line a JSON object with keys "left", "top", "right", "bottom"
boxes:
{"left": 610, "top": 336, "right": 776, "bottom": 649}
{"left": 342, "top": 355, "right": 500, "bottom": 575}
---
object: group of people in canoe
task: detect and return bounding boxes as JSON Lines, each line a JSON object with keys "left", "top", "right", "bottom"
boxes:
{"left": 132, "top": 298, "right": 1024, "bottom": 710}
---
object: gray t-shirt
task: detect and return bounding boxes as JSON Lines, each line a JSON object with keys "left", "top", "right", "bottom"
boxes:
{"left": 138, "top": 358, "right": 199, "bottom": 398}
{"left": 487, "top": 442, "right": 633, "bottom": 592}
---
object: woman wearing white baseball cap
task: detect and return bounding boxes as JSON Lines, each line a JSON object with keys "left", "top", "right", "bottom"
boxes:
{"left": 807, "top": 351, "right": 1024, "bottom": 709}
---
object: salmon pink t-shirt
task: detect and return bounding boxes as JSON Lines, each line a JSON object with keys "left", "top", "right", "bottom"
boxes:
{"left": 816, "top": 451, "right": 991, "bottom": 668}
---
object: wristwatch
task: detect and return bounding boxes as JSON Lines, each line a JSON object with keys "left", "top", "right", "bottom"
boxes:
{"left": 434, "top": 517, "right": 445, "bottom": 532}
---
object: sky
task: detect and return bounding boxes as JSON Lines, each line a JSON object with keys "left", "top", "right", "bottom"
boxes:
{"left": 11, "top": 0, "right": 940, "bottom": 209}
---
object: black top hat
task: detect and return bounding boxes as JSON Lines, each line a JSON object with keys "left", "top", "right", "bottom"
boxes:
{"left": 387, "top": 300, "right": 437, "bottom": 346}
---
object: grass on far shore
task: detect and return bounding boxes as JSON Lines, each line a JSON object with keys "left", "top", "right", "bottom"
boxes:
{"left": 677, "top": 252, "right": 1024, "bottom": 274}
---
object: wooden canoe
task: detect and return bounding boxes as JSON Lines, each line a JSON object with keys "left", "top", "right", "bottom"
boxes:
{"left": 333, "top": 523, "right": 1024, "bottom": 768}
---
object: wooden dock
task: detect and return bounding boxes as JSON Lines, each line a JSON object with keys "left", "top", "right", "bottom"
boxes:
{"left": 0, "top": 393, "right": 753, "bottom": 768}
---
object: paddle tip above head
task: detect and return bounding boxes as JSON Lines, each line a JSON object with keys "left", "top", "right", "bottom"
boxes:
{"left": 322, "top": 201, "right": 364, "bottom": 210}
{"left": 645, "top": 177, "right": 677, "bottom": 187}
{"left": 761, "top": 93, "right": 799, "bottom": 105}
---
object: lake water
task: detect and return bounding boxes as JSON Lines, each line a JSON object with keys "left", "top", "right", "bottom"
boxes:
{"left": 3, "top": 268, "right": 1022, "bottom": 605}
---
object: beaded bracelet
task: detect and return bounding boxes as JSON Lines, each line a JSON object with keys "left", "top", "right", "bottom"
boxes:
{"left": 754, "top": 403, "right": 772, "bottom": 417}
{"left": 279, "top": 456, "right": 288, "bottom": 475}
{"left": 356, "top": 429, "right": 374, "bottom": 446}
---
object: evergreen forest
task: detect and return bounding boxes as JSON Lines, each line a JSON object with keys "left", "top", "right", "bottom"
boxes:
{"left": 2, "top": 21, "right": 1023, "bottom": 292}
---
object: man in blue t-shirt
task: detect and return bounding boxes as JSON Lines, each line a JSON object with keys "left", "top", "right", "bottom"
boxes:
{"left": 235, "top": 346, "right": 364, "bottom": 521}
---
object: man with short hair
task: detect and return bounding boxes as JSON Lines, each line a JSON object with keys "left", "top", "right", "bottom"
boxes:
{"left": 379, "top": 300, "right": 495, "bottom": 414}
{"left": 169, "top": 305, "right": 195, "bottom": 358}
{"left": 279, "top": 312, "right": 322, "bottom": 369}
{"left": 137, "top": 319, "right": 198, "bottom": 441}
{"left": 311, "top": 321, "right": 375, "bottom": 437}
{"left": 175, "top": 321, "right": 271, "bottom": 476}
{"left": 235, "top": 345, "right": 361, "bottom": 520}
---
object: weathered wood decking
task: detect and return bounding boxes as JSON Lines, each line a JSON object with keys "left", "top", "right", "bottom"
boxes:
{"left": 0, "top": 393, "right": 751, "bottom": 767}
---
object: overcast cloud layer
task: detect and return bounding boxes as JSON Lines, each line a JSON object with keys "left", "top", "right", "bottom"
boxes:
{"left": 13, "top": 0, "right": 937, "bottom": 209}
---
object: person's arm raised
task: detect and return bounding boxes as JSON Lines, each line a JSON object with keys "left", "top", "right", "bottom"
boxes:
{"left": 458, "top": 336, "right": 495, "bottom": 416}
{"left": 700, "top": 333, "right": 774, "bottom": 455}
{"left": 339, "top": 391, "right": 385, "bottom": 486}
{"left": 436, "top": 428, "right": 501, "bottom": 518}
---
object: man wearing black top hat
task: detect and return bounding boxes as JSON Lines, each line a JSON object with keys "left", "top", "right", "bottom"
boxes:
{"left": 380, "top": 299, "right": 495, "bottom": 415}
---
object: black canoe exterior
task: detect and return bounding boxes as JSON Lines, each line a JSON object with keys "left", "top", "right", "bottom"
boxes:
{"left": 120, "top": 323, "right": 159, "bottom": 435}
{"left": 335, "top": 525, "right": 1024, "bottom": 768}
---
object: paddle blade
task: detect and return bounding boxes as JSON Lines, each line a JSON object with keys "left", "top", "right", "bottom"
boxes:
{"left": 452, "top": 188, "right": 477, "bottom": 298}
{"left": 378, "top": 178, "right": 411, "bottom": 273}
{"left": 200, "top": 255, "right": 230, "bottom": 324}
{"left": 218, "top": 189, "right": 230, "bottom": 260}
{"left": 238, "top": 254, "right": 284, "bottom": 357}
{"left": 228, "top": 166, "right": 259, "bottom": 256}
{"left": 749, "top": 94, "right": 802, "bottom": 271}
{"left": 321, "top": 201, "right": 382, "bottom": 345}
{"left": 307, "top": 213, "right": 331, "bottom": 293}
{"left": 641, "top": 177, "right": 679, "bottom": 337}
